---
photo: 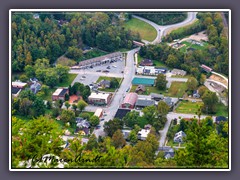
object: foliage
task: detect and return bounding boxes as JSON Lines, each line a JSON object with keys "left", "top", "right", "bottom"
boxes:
{"left": 186, "top": 77, "right": 198, "bottom": 92}
{"left": 104, "top": 118, "right": 124, "bottom": 137}
{"left": 77, "top": 99, "right": 88, "bottom": 112}
{"left": 60, "top": 109, "right": 75, "bottom": 124}
{"left": 156, "top": 74, "right": 167, "bottom": 90}
{"left": 112, "top": 130, "right": 126, "bottom": 149}
{"left": 89, "top": 115, "right": 100, "bottom": 127}
{"left": 201, "top": 90, "right": 219, "bottom": 114}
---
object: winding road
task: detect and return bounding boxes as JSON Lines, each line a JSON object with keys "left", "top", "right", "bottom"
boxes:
{"left": 133, "top": 12, "right": 197, "bottom": 44}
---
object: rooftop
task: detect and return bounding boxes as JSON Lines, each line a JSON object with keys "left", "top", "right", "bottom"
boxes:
{"left": 138, "top": 129, "right": 150, "bottom": 138}
{"left": 12, "top": 86, "right": 21, "bottom": 94}
{"left": 123, "top": 93, "right": 138, "bottom": 105}
{"left": 89, "top": 92, "right": 110, "bottom": 100}
{"left": 52, "top": 88, "right": 68, "bottom": 96}
{"left": 114, "top": 109, "right": 131, "bottom": 119}
{"left": 132, "top": 77, "right": 155, "bottom": 86}
{"left": 12, "top": 81, "right": 27, "bottom": 88}
{"left": 135, "top": 99, "right": 155, "bottom": 107}
{"left": 94, "top": 108, "right": 103, "bottom": 117}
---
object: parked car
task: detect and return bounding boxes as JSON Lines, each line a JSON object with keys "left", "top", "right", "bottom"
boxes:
{"left": 82, "top": 76, "right": 86, "bottom": 78}
{"left": 112, "top": 65, "right": 117, "bottom": 68}
{"left": 103, "top": 70, "right": 109, "bottom": 73}
{"left": 100, "top": 118, "right": 104, "bottom": 121}
{"left": 96, "top": 125, "right": 101, "bottom": 129}
{"left": 96, "top": 70, "right": 101, "bottom": 72}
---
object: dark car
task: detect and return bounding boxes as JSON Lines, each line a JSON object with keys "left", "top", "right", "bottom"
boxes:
{"left": 103, "top": 70, "right": 109, "bottom": 73}
{"left": 100, "top": 118, "right": 104, "bottom": 121}
{"left": 96, "top": 70, "right": 101, "bottom": 72}
{"left": 96, "top": 125, "right": 101, "bottom": 129}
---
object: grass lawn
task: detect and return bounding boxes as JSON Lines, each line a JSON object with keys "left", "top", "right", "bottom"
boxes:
{"left": 130, "top": 85, "right": 165, "bottom": 95}
{"left": 175, "top": 101, "right": 204, "bottom": 114}
{"left": 57, "top": 73, "right": 78, "bottom": 87}
{"left": 166, "top": 82, "right": 187, "bottom": 98}
{"left": 124, "top": 18, "right": 157, "bottom": 42}
{"left": 96, "top": 76, "right": 122, "bottom": 92}
{"left": 179, "top": 41, "right": 208, "bottom": 53}
{"left": 137, "top": 54, "right": 168, "bottom": 68}
{"left": 215, "top": 103, "right": 228, "bottom": 117}
{"left": 38, "top": 88, "right": 57, "bottom": 101}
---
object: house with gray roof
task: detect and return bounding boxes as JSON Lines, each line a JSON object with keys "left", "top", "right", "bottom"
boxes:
{"left": 135, "top": 99, "right": 155, "bottom": 109}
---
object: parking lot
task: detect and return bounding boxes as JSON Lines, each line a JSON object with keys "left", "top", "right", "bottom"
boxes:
{"left": 70, "top": 59, "right": 125, "bottom": 87}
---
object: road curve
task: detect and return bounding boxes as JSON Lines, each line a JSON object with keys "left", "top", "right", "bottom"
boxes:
{"left": 133, "top": 12, "right": 197, "bottom": 44}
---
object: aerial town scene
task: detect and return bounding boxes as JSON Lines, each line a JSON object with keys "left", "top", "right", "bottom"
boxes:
{"left": 11, "top": 10, "right": 229, "bottom": 169}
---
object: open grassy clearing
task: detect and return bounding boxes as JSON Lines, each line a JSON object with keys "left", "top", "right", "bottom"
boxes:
{"left": 96, "top": 76, "right": 122, "bottom": 92}
{"left": 57, "top": 73, "right": 78, "bottom": 87}
{"left": 175, "top": 101, "right": 204, "bottom": 114}
{"left": 166, "top": 82, "right": 187, "bottom": 98}
{"left": 124, "top": 18, "right": 157, "bottom": 42}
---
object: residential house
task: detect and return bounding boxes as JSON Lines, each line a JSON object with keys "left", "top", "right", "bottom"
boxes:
{"left": 215, "top": 116, "right": 227, "bottom": 124}
{"left": 99, "top": 79, "right": 111, "bottom": 89}
{"left": 193, "top": 90, "right": 200, "bottom": 98}
{"left": 76, "top": 118, "right": 90, "bottom": 128}
{"left": 121, "top": 93, "right": 138, "bottom": 109}
{"left": 171, "top": 69, "right": 187, "bottom": 76}
{"left": 52, "top": 88, "right": 69, "bottom": 101}
{"left": 140, "top": 59, "right": 153, "bottom": 66}
{"left": 137, "top": 129, "right": 150, "bottom": 141}
{"left": 12, "top": 81, "right": 27, "bottom": 89}
{"left": 114, "top": 109, "right": 131, "bottom": 119}
{"left": 122, "top": 130, "right": 131, "bottom": 140}
{"left": 30, "top": 82, "right": 41, "bottom": 94}
{"left": 76, "top": 127, "right": 90, "bottom": 136}
{"left": 12, "top": 86, "right": 21, "bottom": 97}
{"left": 164, "top": 97, "right": 174, "bottom": 108}
{"left": 174, "top": 131, "right": 186, "bottom": 143}
{"left": 135, "top": 99, "right": 155, "bottom": 109}
{"left": 88, "top": 92, "right": 111, "bottom": 106}
{"left": 158, "top": 147, "right": 175, "bottom": 159}
{"left": 144, "top": 124, "right": 152, "bottom": 130}
{"left": 135, "top": 85, "right": 146, "bottom": 94}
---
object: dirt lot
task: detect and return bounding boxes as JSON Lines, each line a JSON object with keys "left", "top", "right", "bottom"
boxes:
{"left": 180, "top": 31, "right": 208, "bottom": 42}
{"left": 209, "top": 74, "right": 228, "bottom": 87}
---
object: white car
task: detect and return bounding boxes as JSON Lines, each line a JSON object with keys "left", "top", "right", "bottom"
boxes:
{"left": 112, "top": 65, "right": 117, "bottom": 68}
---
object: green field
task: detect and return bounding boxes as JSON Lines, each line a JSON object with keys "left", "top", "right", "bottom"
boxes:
{"left": 166, "top": 82, "right": 187, "bottom": 98}
{"left": 215, "top": 103, "right": 228, "bottom": 117}
{"left": 124, "top": 18, "right": 157, "bottom": 42}
{"left": 175, "top": 101, "right": 204, "bottom": 114}
{"left": 179, "top": 40, "right": 208, "bottom": 53}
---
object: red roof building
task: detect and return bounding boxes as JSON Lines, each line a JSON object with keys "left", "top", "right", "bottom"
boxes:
{"left": 121, "top": 93, "right": 138, "bottom": 109}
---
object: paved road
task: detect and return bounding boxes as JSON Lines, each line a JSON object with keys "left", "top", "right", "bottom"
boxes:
{"left": 133, "top": 12, "right": 197, "bottom": 44}
{"left": 159, "top": 112, "right": 216, "bottom": 147}
{"left": 93, "top": 47, "right": 140, "bottom": 137}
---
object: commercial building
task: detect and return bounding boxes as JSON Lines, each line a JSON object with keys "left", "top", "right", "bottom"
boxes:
{"left": 52, "top": 88, "right": 69, "bottom": 101}
{"left": 132, "top": 77, "right": 155, "bottom": 86}
{"left": 135, "top": 99, "right": 155, "bottom": 109}
{"left": 88, "top": 92, "right": 111, "bottom": 106}
{"left": 121, "top": 93, "right": 138, "bottom": 109}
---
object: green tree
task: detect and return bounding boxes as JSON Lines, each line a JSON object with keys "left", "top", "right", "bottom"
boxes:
{"left": 166, "top": 54, "right": 179, "bottom": 68}
{"left": 198, "top": 85, "right": 208, "bottom": 97}
{"left": 202, "top": 90, "right": 218, "bottom": 114}
{"left": 61, "top": 109, "right": 75, "bottom": 124}
{"left": 142, "top": 105, "right": 157, "bottom": 125}
{"left": 129, "top": 130, "right": 138, "bottom": 145}
{"left": 89, "top": 115, "right": 100, "bottom": 127}
{"left": 19, "top": 98, "right": 32, "bottom": 116}
{"left": 156, "top": 74, "right": 167, "bottom": 90}
{"left": 41, "top": 85, "right": 49, "bottom": 95}
{"left": 110, "top": 78, "right": 119, "bottom": 88}
{"left": 104, "top": 118, "right": 124, "bottom": 137}
{"left": 123, "top": 111, "right": 140, "bottom": 128}
{"left": 86, "top": 134, "right": 98, "bottom": 150}
{"left": 24, "top": 65, "right": 35, "bottom": 78}
{"left": 187, "top": 77, "right": 198, "bottom": 92}
{"left": 112, "top": 129, "right": 126, "bottom": 149}
{"left": 65, "top": 101, "right": 70, "bottom": 110}
{"left": 72, "top": 104, "right": 77, "bottom": 112}
{"left": 55, "top": 65, "right": 70, "bottom": 83}
{"left": 19, "top": 74, "right": 28, "bottom": 82}
{"left": 32, "top": 97, "right": 46, "bottom": 117}
{"left": 77, "top": 99, "right": 88, "bottom": 113}
{"left": 157, "top": 101, "right": 169, "bottom": 117}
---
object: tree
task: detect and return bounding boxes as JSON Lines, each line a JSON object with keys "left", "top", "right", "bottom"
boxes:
{"left": 24, "top": 65, "right": 35, "bottom": 78}
{"left": 45, "top": 69, "right": 59, "bottom": 88}
{"left": 46, "top": 101, "right": 52, "bottom": 109}
{"left": 77, "top": 100, "right": 88, "bottom": 112}
{"left": 199, "top": 74, "right": 206, "bottom": 85}
{"left": 61, "top": 109, "right": 75, "bottom": 124}
{"left": 129, "top": 130, "right": 138, "bottom": 145}
{"left": 89, "top": 115, "right": 100, "bottom": 127}
{"left": 122, "top": 111, "right": 140, "bottom": 128}
{"left": 166, "top": 54, "right": 179, "bottom": 68}
{"left": 79, "top": 112, "right": 91, "bottom": 120}
{"left": 85, "top": 134, "right": 98, "bottom": 150}
{"left": 174, "top": 118, "right": 228, "bottom": 168}
{"left": 104, "top": 118, "right": 124, "bottom": 137}
{"left": 65, "top": 93, "right": 70, "bottom": 101}
{"left": 19, "top": 98, "right": 32, "bottom": 116}
{"left": 41, "top": 85, "right": 49, "bottom": 95}
{"left": 19, "top": 74, "right": 28, "bottom": 82}
{"left": 32, "top": 97, "right": 46, "bottom": 117}
{"left": 157, "top": 101, "right": 169, "bottom": 117}
{"left": 72, "top": 104, "right": 77, "bottom": 112}
{"left": 112, "top": 129, "right": 126, "bottom": 149}
{"left": 198, "top": 85, "right": 208, "bottom": 96}
{"left": 65, "top": 101, "right": 70, "bottom": 110}
{"left": 142, "top": 105, "right": 157, "bottom": 125}
{"left": 12, "top": 116, "right": 64, "bottom": 168}
{"left": 156, "top": 74, "right": 167, "bottom": 90}
{"left": 110, "top": 78, "right": 119, "bottom": 88}
{"left": 187, "top": 77, "right": 198, "bottom": 92}
{"left": 202, "top": 90, "right": 218, "bottom": 114}
{"left": 55, "top": 65, "right": 70, "bottom": 83}
{"left": 66, "top": 46, "right": 83, "bottom": 60}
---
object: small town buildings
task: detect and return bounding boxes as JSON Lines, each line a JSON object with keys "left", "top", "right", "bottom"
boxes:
{"left": 201, "top": 64, "right": 212, "bottom": 72}
{"left": 136, "top": 66, "right": 168, "bottom": 76}
{"left": 171, "top": 69, "right": 187, "bottom": 76}
{"left": 174, "top": 131, "right": 186, "bottom": 143}
{"left": 76, "top": 117, "right": 91, "bottom": 128}
{"left": 135, "top": 99, "right": 155, "bottom": 109}
{"left": 135, "top": 85, "right": 146, "bottom": 94}
{"left": 30, "top": 82, "right": 41, "bottom": 94}
{"left": 52, "top": 88, "right": 69, "bottom": 101}
{"left": 121, "top": 93, "right": 138, "bottom": 109}
{"left": 12, "top": 86, "right": 21, "bottom": 97}
{"left": 164, "top": 97, "right": 174, "bottom": 107}
{"left": 88, "top": 92, "right": 111, "bottom": 106}
{"left": 114, "top": 109, "right": 131, "bottom": 119}
{"left": 122, "top": 130, "right": 131, "bottom": 139}
{"left": 151, "top": 93, "right": 164, "bottom": 101}
{"left": 98, "top": 79, "right": 111, "bottom": 89}
{"left": 215, "top": 116, "right": 227, "bottom": 124}
{"left": 158, "top": 147, "right": 175, "bottom": 159}
{"left": 140, "top": 59, "right": 153, "bottom": 66}
{"left": 94, "top": 108, "right": 103, "bottom": 118}
{"left": 12, "top": 81, "right": 27, "bottom": 89}
{"left": 137, "top": 129, "right": 150, "bottom": 141}
{"left": 193, "top": 90, "right": 200, "bottom": 98}
{"left": 132, "top": 77, "right": 155, "bottom": 86}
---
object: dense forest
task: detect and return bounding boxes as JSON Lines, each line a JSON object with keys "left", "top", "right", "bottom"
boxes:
{"left": 11, "top": 12, "right": 140, "bottom": 72}
{"left": 141, "top": 12, "right": 229, "bottom": 76}
{"left": 132, "top": 12, "right": 187, "bottom": 25}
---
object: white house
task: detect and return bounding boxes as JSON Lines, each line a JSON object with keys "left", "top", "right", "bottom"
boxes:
{"left": 174, "top": 131, "right": 186, "bottom": 143}
{"left": 137, "top": 129, "right": 150, "bottom": 140}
